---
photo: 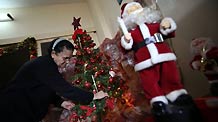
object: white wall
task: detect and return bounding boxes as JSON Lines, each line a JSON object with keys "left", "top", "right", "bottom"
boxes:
{"left": 88, "top": 0, "right": 132, "bottom": 37}
{"left": 0, "top": 1, "right": 99, "bottom": 45}
{"left": 86, "top": 0, "right": 114, "bottom": 42}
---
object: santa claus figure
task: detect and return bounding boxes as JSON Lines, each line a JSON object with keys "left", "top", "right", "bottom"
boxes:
{"left": 190, "top": 37, "right": 218, "bottom": 96}
{"left": 118, "top": 2, "right": 201, "bottom": 121}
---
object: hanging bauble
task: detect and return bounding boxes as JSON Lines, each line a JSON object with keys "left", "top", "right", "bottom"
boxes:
{"left": 76, "top": 50, "right": 82, "bottom": 55}
{"left": 97, "top": 83, "right": 102, "bottom": 89}
{"left": 87, "top": 36, "right": 92, "bottom": 40}
{"left": 100, "top": 69, "right": 104, "bottom": 73}
{"left": 84, "top": 81, "right": 91, "bottom": 89}
{"left": 94, "top": 72, "right": 98, "bottom": 77}
{"left": 90, "top": 58, "right": 95, "bottom": 63}
{"left": 74, "top": 45, "right": 79, "bottom": 49}
{"left": 93, "top": 89, "right": 97, "bottom": 94}
{"left": 86, "top": 64, "right": 91, "bottom": 70}
{"left": 93, "top": 66, "right": 98, "bottom": 71}
{"left": 109, "top": 77, "right": 113, "bottom": 84}
{"left": 107, "top": 86, "right": 111, "bottom": 90}
{"left": 79, "top": 60, "right": 85, "bottom": 65}
{"left": 79, "top": 115, "right": 85, "bottom": 120}
{"left": 101, "top": 60, "right": 106, "bottom": 65}
{"left": 89, "top": 43, "right": 96, "bottom": 48}
{"left": 86, "top": 47, "right": 91, "bottom": 54}
{"left": 99, "top": 52, "right": 103, "bottom": 56}
{"left": 75, "top": 79, "right": 81, "bottom": 85}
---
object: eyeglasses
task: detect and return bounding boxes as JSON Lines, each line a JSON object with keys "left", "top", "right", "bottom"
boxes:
{"left": 62, "top": 57, "right": 71, "bottom": 61}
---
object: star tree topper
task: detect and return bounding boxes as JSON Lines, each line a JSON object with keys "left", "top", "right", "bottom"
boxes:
{"left": 72, "top": 17, "right": 81, "bottom": 30}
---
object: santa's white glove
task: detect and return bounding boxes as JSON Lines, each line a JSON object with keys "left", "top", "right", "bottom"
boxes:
{"left": 121, "top": 33, "right": 133, "bottom": 50}
{"left": 160, "top": 17, "right": 177, "bottom": 35}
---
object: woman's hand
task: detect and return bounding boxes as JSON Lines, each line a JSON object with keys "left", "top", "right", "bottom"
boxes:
{"left": 93, "top": 91, "right": 109, "bottom": 100}
{"left": 61, "top": 101, "right": 75, "bottom": 110}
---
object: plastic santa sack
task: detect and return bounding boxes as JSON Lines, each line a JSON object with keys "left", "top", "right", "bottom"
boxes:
{"left": 190, "top": 37, "right": 218, "bottom": 71}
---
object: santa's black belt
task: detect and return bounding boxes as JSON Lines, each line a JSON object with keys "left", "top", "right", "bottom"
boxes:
{"left": 133, "top": 33, "right": 164, "bottom": 52}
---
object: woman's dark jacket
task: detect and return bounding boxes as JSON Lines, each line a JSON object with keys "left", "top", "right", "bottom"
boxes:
{"left": 0, "top": 55, "right": 93, "bottom": 122}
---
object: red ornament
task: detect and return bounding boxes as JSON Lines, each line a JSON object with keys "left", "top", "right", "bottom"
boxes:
{"left": 99, "top": 52, "right": 103, "bottom": 56}
{"left": 97, "top": 83, "right": 102, "bottom": 89}
{"left": 76, "top": 50, "right": 81, "bottom": 55}
{"left": 86, "top": 47, "right": 91, "bottom": 54}
{"left": 94, "top": 72, "right": 98, "bottom": 77}
{"left": 93, "top": 89, "right": 97, "bottom": 94}
{"left": 107, "top": 86, "right": 111, "bottom": 90}
{"left": 109, "top": 77, "right": 113, "bottom": 84}
{"left": 72, "top": 28, "right": 83, "bottom": 40}
{"left": 74, "top": 45, "right": 79, "bottom": 49}
{"left": 79, "top": 115, "right": 85, "bottom": 120}
{"left": 89, "top": 43, "right": 96, "bottom": 48}
{"left": 84, "top": 81, "right": 91, "bottom": 89}
{"left": 75, "top": 79, "right": 81, "bottom": 84}
{"left": 100, "top": 69, "right": 104, "bottom": 73}
{"left": 69, "top": 112, "right": 78, "bottom": 122}
{"left": 90, "top": 58, "right": 95, "bottom": 63}
{"left": 86, "top": 36, "right": 92, "bottom": 40}
{"left": 93, "top": 66, "right": 98, "bottom": 71}
{"left": 86, "top": 64, "right": 91, "bottom": 70}
{"left": 80, "top": 105, "right": 94, "bottom": 116}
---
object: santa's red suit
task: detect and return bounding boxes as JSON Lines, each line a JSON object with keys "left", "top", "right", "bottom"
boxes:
{"left": 121, "top": 19, "right": 187, "bottom": 104}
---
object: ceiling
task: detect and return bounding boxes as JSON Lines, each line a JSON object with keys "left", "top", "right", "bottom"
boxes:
{"left": 0, "top": 0, "right": 83, "bottom": 9}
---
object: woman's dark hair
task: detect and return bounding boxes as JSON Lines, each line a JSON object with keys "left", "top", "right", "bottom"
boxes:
{"left": 48, "top": 37, "right": 74, "bottom": 54}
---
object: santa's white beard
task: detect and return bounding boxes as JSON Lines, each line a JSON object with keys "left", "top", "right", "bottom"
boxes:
{"left": 123, "top": 7, "right": 162, "bottom": 30}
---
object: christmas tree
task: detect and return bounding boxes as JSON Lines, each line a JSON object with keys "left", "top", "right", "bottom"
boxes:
{"left": 61, "top": 17, "right": 128, "bottom": 122}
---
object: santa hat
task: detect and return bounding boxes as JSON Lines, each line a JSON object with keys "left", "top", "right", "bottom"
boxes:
{"left": 121, "top": 2, "right": 143, "bottom": 18}
{"left": 121, "top": 3, "right": 127, "bottom": 17}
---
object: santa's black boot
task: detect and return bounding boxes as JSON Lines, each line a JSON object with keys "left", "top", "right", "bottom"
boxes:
{"left": 172, "top": 94, "right": 203, "bottom": 122}
{"left": 151, "top": 101, "right": 172, "bottom": 122}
